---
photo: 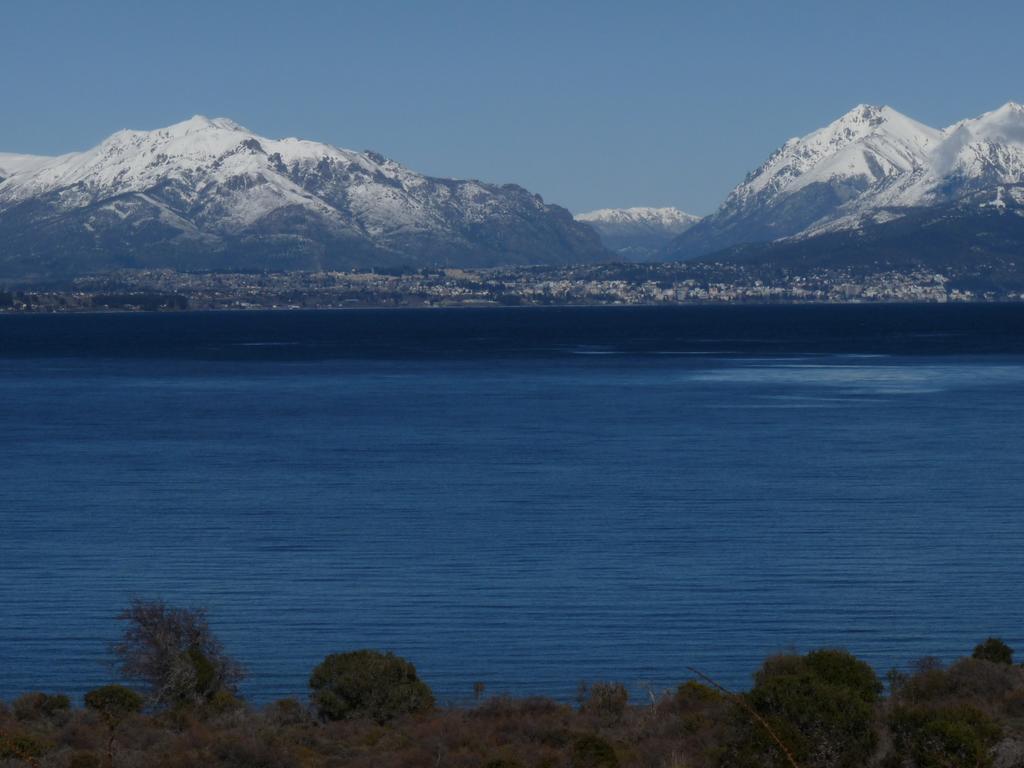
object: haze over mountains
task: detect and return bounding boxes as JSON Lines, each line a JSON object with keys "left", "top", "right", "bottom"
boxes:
{"left": 0, "top": 117, "right": 606, "bottom": 281}
{"left": 1, "top": 103, "right": 1024, "bottom": 283}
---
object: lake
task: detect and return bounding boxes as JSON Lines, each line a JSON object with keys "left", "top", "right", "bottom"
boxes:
{"left": 2, "top": 304, "right": 1024, "bottom": 704}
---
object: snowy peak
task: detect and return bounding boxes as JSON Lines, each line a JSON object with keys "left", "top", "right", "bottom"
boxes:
{"left": 732, "top": 104, "right": 940, "bottom": 206}
{"left": 666, "top": 100, "right": 1024, "bottom": 261}
{"left": 171, "top": 115, "right": 247, "bottom": 133}
{"left": 576, "top": 207, "right": 701, "bottom": 260}
{"left": 0, "top": 152, "right": 53, "bottom": 180}
{"left": 0, "top": 116, "right": 608, "bottom": 279}
{"left": 939, "top": 102, "right": 1024, "bottom": 160}
{"left": 576, "top": 206, "right": 700, "bottom": 230}
{"left": 823, "top": 101, "right": 1024, "bottom": 219}
{"left": 945, "top": 101, "right": 1024, "bottom": 141}
{"left": 0, "top": 116, "right": 418, "bottom": 230}
{"left": 928, "top": 101, "right": 1024, "bottom": 183}
{"left": 664, "top": 103, "right": 945, "bottom": 260}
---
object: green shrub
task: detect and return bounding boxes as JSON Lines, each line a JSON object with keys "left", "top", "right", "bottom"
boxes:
{"left": 266, "top": 697, "right": 310, "bottom": 726}
{"left": 309, "top": 650, "right": 434, "bottom": 723}
{"left": 896, "top": 657, "right": 1024, "bottom": 708}
{"left": 674, "top": 680, "right": 728, "bottom": 744}
{"left": 204, "top": 689, "right": 246, "bottom": 717}
{"left": 801, "top": 649, "right": 883, "bottom": 703}
{"left": 886, "top": 667, "right": 909, "bottom": 695}
{"left": 12, "top": 691, "right": 71, "bottom": 722}
{"left": 676, "top": 680, "right": 721, "bottom": 709}
{"left": 85, "top": 684, "right": 145, "bottom": 724}
{"left": 887, "top": 704, "right": 1001, "bottom": 768}
{"left": 0, "top": 732, "right": 49, "bottom": 760}
{"left": 727, "top": 649, "right": 881, "bottom": 768}
{"left": 898, "top": 666, "right": 953, "bottom": 705}
{"left": 571, "top": 734, "right": 620, "bottom": 768}
{"left": 972, "top": 637, "right": 1013, "bottom": 665}
{"left": 580, "top": 681, "right": 629, "bottom": 724}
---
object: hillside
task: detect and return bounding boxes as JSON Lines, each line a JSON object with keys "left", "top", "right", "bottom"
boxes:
{"left": 0, "top": 117, "right": 609, "bottom": 283}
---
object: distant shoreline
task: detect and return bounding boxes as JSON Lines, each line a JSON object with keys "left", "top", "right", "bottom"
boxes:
{"left": 3, "top": 261, "right": 1021, "bottom": 313}
{"left": 6, "top": 299, "right": 1024, "bottom": 315}
{"left": 3, "top": 297, "right": 1024, "bottom": 316}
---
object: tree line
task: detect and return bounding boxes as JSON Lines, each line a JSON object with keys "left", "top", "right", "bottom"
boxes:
{"left": 2, "top": 598, "right": 1023, "bottom": 767}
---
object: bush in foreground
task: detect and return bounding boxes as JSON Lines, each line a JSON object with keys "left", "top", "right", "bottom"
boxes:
{"left": 886, "top": 704, "right": 1001, "bottom": 768}
{"left": 84, "top": 685, "right": 144, "bottom": 724}
{"left": 579, "top": 681, "right": 629, "bottom": 725}
{"left": 571, "top": 734, "right": 620, "bottom": 768}
{"left": 309, "top": 649, "right": 435, "bottom": 723}
{"left": 0, "top": 732, "right": 49, "bottom": 762}
{"left": 723, "top": 649, "right": 882, "bottom": 768}
{"left": 972, "top": 637, "right": 1013, "bottom": 665}
{"left": 11, "top": 692, "right": 70, "bottom": 723}
{"left": 6, "top": 635, "right": 1024, "bottom": 767}
{"left": 113, "top": 598, "right": 245, "bottom": 709}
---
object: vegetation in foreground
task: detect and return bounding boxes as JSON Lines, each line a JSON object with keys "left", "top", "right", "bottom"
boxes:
{"left": 3, "top": 600, "right": 1024, "bottom": 768}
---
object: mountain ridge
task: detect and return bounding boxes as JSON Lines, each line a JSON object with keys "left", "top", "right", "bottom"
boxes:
{"left": 663, "top": 104, "right": 948, "bottom": 260}
{"left": 575, "top": 206, "right": 700, "bottom": 260}
{"left": 663, "top": 102, "right": 1024, "bottom": 264}
{"left": 0, "top": 117, "right": 609, "bottom": 282}
{"left": 5, "top": 104, "right": 1024, "bottom": 283}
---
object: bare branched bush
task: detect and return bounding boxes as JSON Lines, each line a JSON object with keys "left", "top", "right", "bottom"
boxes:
{"left": 113, "top": 598, "right": 245, "bottom": 709}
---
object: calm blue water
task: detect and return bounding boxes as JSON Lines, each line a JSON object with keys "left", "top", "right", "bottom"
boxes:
{"left": 2, "top": 305, "right": 1024, "bottom": 704}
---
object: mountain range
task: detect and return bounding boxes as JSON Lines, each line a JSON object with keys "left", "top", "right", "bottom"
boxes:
{"left": 573, "top": 207, "right": 701, "bottom": 260}
{"left": 2, "top": 103, "right": 1024, "bottom": 283}
{"left": 0, "top": 117, "right": 607, "bottom": 282}
{"left": 665, "top": 102, "right": 1024, "bottom": 268}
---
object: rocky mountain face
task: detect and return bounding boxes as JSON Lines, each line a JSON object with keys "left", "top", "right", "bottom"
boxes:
{"left": 575, "top": 207, "right": 700, "bottom": 260}
{"left": 0, "top": 117, "right": 609, "bottom": 282}
{"left": 724, "top": 186, "right": 1024, "bottom": 271}
{"left": 664, "top": 102, "right": 1024, "bottom": 266}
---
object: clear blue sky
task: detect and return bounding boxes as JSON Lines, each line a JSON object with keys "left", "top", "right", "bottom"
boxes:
{"left": 2, "top": 0, "right": 1022, "bottom": 215}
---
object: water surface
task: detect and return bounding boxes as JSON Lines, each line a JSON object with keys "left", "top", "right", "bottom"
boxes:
{"left": 2, "top": 305, "right": 1023, "bottom": 703}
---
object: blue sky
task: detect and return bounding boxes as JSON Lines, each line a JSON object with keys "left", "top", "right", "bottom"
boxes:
{"left": 2, "top": 0, "right": 1022, "bottom": 215}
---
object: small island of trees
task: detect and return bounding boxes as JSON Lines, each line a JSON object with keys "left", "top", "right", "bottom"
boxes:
{"left": 2, "top": 599, "right": 1024, "bottom": 767}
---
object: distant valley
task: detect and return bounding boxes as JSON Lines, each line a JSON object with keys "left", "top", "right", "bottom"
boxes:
{"left": 574, "top": 207, "right": 700, "bottom": 260}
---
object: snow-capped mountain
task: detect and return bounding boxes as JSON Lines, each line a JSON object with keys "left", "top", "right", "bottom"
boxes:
{"left": 665, "top": 105, "right": 942, "bottom": 259}
{"left": 917, "top": 101, "right": 1024, "bottom": 198}
{"left": 930, "top": 102, "right": 1024, "bottom": 182}
{"left": 0, "top": 117, "right": 607, "bottom": 281}
{"left": 0, "top": 153, "right": 52, "bottom": 181}
{"left": 808, "top": 101, "right": 1024, "bottom": 234}
{"left": 665, "top": 101, "right": 1024, "bottom": 266}
{"left": 730, "top": 105, "right": 940, "bottom": 206}
{"left": 575, "top": 206, "right": 700, "bottom": 260}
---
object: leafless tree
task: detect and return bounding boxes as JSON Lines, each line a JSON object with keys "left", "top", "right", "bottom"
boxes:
{"left": 112, "top": 598, "right": 245, "bottom": 708}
